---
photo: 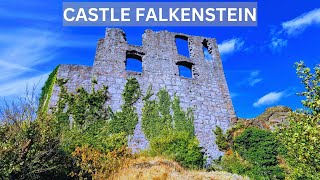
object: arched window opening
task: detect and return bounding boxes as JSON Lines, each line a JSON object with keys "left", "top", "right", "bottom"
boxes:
{"left": 125, "top": 53, "right": 142, "bottom": 73}
{"left": 176, "top": 61, "right": 193, "bottom": 78}
{"left": 202, "top": 40, "right": 212, "bottom": 61}
{"left": 175, "top": 35, "right": 190, "bottom": 58}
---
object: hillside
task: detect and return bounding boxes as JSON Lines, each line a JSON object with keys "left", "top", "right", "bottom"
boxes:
{"left": 110, "top": 156, "right": 249, "bottom": 180}
{"left": 235, "top": 106, "right": 292, "bottom": 130}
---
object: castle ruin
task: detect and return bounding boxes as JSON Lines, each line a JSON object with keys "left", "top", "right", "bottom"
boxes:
{"left": 49, "top": 28, "right": 235, "bottom": 163}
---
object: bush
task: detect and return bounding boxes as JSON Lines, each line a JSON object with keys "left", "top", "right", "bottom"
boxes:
{"left": 0, "top": 89, "right": 72, "bottom": 179}
{"left": 234, "top": 128, "right": 284, "bottom": 179}
{"left": 0, "top": 116, "right": 72, "bottom": 179}
{"left": 55, "top": 78, "right": 138, "bottom": 178}
{"left": 219, "top": 150, "right": 252, "bottom": 176}
{"left": 213, "top": 126, "right": 229, "bottom": 151}
{"left": 142, "top": 88, "right": 204, "bottom": 169}
{"left": 277, "top": 62, "right": 320, "bottom": 179}
{"left": 60, "top": 121, "right": 127, "bottom": 154}
{"left": 149, "top": 131, "right": 204, "bottom": 169}
{"left": 278, "top": 112, "right": 320, "bottom": 179}
{"left": 71, "top": 144, "right": 130, "bottom": 179}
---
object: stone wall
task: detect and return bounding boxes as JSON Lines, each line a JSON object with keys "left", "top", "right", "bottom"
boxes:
{"left": 48, "top": 28, "right": 236, "bottom": 164}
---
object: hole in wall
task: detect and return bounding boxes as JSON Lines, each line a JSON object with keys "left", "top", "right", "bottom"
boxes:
{"left": 123, "top": 30, "right": 143, "bottom": 46}
{"left": 202, "top": 39, "right": 212, "bottom": 61}
{"left": 176, "top": 61, "right": 193, "bottom": 78}
{"left": 126, "top": 53, "right": 142, "bottom": 72}
{"left": 175, "top": 35, "right": 190, "bottom": 58}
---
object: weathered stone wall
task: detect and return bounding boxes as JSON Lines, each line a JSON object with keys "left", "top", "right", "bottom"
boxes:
{"left": 48, "top": 28, "right": 236, "bottom": 164}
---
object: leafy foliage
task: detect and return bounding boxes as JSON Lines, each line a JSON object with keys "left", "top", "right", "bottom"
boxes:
{"left": 149, "top": 131, "right": 204, "bottom": 169}
{"left": 71, "top": 144, "right": 130, "bottom": 179}
{"left": 142, "top": 88, "right": 171, "bottom": 139}
{"left": 277, "top": 62, "right": 320, "bottom": 179}
{"left": 234, "top": 128, "right": 284, "bottom": 179}
{"left": 295, "top": 61, "right": 320, "bottom": 114}
{"left": 214, "top": 127, "right": 284, "bottom": 179}
{"left": 109, "top": 77, "right": 140, "bottom": 135}
{"left": 54, "top": 78, "right": 138, "bottom": 178}
{"left": 38, "top": 65, "right": 59, "bottom": 114}
{"left": 219, "top": 150, "right": 252, "bottom": 176}
{"left": 54, "top": 78, "right": 110, "bottom": 129}
{"left": 213, "top": 126, "right": 229, "bottom": 152}
{"left": 0, "top": 115, "right": 72, "bottom": 180}
{"left": 142, "top": 88, "right": 195, "bottom": 139}
{"left": 142, "top": 87, "right": 204, "bottom": 169}
{"left": 172, "top": 96, "right": 195, "bottom": 135}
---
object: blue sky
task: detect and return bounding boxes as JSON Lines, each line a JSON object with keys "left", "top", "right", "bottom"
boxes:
{"left": 0, "top": 0, "right": 319, "bottom": 118}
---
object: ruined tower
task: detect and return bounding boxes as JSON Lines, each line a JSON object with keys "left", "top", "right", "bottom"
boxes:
{"left": 49, "top": 28, "right": 235, "bottom": 163}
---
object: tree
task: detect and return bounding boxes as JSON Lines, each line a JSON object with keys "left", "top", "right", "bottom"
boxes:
{"left": 0, "top": 88, "right": 72, "bottom": 179}
{"left": 277, "top": 61, "right": 320, "bottom": 179}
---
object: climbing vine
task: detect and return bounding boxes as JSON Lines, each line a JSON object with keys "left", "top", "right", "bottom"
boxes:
{"left": 142, "top": 88, "right": 195, "bottom": 139}
{"left": 54, "top": 78, "right": 110, "bottom": 129}
{"left": 172, "top": 95, "right": 195, "bottom": 136}
{"left": 141, "top": 87, "right": 204, "bottom": 168}
{"left": 109, "top": 77, "right": 141, "bottom": 136}
{"left": 38, "top": 65, "right": 59, "bottom": 114}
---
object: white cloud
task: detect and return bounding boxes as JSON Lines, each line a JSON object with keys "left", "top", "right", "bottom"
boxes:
{"left": 0, "top": 29, "right": 58, "bottom": 82}
{"left": 249, "top": 78, "right": 263, "bottom": 87}
{"left": 282, "top": 8, "right": 320, "bottom": 35}
{"left": 269, "top": 37, "right": 288, "bottom": 52}
{"left": 269, "top": 8, "right": 320, "bottom": 52}
{"left": 0, "top": 73, "right": 49, "bottom": 97}
{"left": 239, "top": 70, "right": 263, "bottom": 87}
{"left": 0, "top": 27, "right": 99, "bottom": 98}
{"left": 253, "top": 91, "right": 284, "bottom": 107}
{"left": 0, "top": 28, "right": 96, "bottom": 84}
{"left": 248, "top": 71, "right": 263, "bottom": 86}
{"left": 218, "top": 38, "right": 244, "bottom": 55}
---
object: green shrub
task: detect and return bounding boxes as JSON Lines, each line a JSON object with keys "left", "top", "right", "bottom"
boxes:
{"left": 278, "top": 113, "right": 320, "bottom": 179}
{"left": 234, "top": 128, "right": 284, "bottom": 179}
{"left": 142, "top": 88, "right": 204, "bottom": 169}
{"left": 149, "top": 131, "right": 204, "bottom": 169}
{"left": 277, "top": 62, "right": 320, "bottom": 179}
{"left": 0, "top": 116, "right": 72, "bottom": 179}
{"left": 71, "top": 144, "right": 130, "bottom": 179}
{"left": 60, "top": 121, "right": 128, "bottom": 154}
{"left": 142, "top": 88, "right": 195, "bottom": 140}
{"left": 213, "top": 126, "right": 229, "bottom": 151}
{"left": 141, "top": 98, "right": 161, "bottom": 139}
{"left": 219, "top": 150, "right": 252, "bottom": 176}
{"left": 54, "top": 77, "right": 139, "bottom": 178}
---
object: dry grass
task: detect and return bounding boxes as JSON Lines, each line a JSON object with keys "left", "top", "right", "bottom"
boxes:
{"left": 109, "top": 156, "right": 249, "bottom": 180}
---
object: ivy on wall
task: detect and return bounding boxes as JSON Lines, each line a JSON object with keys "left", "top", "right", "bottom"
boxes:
{"left": 54, "top": 77, "right": 140, "bottom": 137}
{"left": 38, "top": 65, "right": 60, "bottom": 114}
{"left": 142, "top": 87, "right": 195, "bottom": 139}
{"left": 54, "top": 78, "right": 110, "bottom": 129}
{"left": 172, "top": 96, "right": 195, "bottom": 136}
{"left": 109, "top": 77, "right": 141, "bottom": 136}
{"left": 142, "top": 87, "right": 204, "bottom": 168}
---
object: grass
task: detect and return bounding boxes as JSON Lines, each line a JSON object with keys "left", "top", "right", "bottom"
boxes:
{"left": 110, "top": 156, "right": 249, "bottom": 180}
